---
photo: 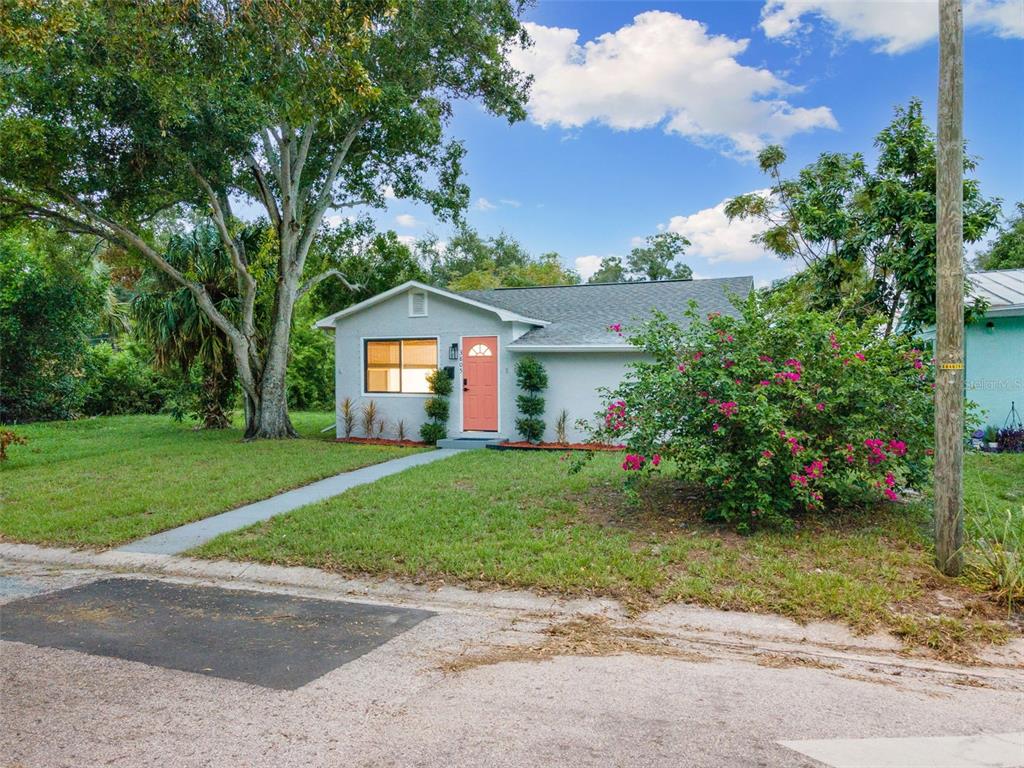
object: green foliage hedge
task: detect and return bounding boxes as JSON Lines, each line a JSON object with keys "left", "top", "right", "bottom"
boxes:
{"left": 420, "top": 369, "right": 452, "bottom": 444}
{"left": 515, "top": 357, "right": 547, "bottom": 442}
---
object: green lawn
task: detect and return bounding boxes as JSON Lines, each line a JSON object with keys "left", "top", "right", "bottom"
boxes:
{"left": 0, "top": 413, "right": 422, "bottom": 547}
{"left": 195, "top": 449, "right": 1023, "bottom": 658}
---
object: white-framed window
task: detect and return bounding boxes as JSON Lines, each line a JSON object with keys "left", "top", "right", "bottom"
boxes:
{"left": 408, "top": 290, "right": 428, "bottom": 317}
{"left": 364, "top": 338, "right": 437, "bottom": 394}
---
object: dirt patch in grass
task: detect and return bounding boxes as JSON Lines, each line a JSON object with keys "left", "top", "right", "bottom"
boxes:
{"left": 441, "top": 615, "right": 709, "bottom": 674}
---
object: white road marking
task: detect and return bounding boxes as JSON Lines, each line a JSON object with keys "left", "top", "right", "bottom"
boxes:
{"left": 780, "top": 732, "right": 1024, "bottom": 768}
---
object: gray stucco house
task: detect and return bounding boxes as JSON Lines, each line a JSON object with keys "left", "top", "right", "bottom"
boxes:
{"left": 316, "top": 277, "right": 754, "bottom": 443}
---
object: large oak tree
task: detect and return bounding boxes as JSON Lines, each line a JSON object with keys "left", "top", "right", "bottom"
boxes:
{"left": 0, "top": 0, "right": 529, "bottom": 437}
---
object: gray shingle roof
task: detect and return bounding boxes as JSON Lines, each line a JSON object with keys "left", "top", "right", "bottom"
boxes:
{"left": 460, "top": 277, "right": 754, "bottom": 347}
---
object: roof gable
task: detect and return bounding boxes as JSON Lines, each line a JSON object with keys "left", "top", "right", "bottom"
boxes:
{"left": 314, "top": 280, "right": 550, "bottom": 329}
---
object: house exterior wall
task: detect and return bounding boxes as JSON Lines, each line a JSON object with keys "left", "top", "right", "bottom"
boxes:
{"left": 510, "top": 350, "right": 644, "bottom": 443}
{"left": 333, "top": 289, "right": 516, "bottom": 441}
{"left": 329, "top": 287, "right": 643, "bottom": 443}
{"left": 964, "top": 314, "right": 1024, "bottom": 427}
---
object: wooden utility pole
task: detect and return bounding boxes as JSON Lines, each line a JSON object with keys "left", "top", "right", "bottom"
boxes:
{"left": 935, "top": 0, "right": 965, "bottom": 576}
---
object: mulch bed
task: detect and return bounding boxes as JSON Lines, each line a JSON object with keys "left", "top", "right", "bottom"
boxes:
{"left": 335, "top": 437, "right": 428, "bottom": 448}
{"left": 489, "top": 441, "right": 625, "bottom": 452}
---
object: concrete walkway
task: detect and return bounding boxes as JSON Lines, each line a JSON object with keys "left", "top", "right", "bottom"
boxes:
{"left": 117, "top": 449, "right": 460, "bottom": 556}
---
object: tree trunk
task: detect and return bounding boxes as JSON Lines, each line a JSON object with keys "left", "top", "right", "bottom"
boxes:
{"left": 198, "top": 371, "right": 233, "bottom": 430}
{"left": 242, "top": 261, "right": 300, "bottom": 440}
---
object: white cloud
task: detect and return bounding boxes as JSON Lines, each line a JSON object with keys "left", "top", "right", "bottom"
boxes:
{"left": 475, "top": 197, "right": 497, "bottom": 211}
{"left": 665, "top": 190, "right": 774, "bottom": 264}
{"left": 395, "top": 213, "right": 419, "bottom": 228}
{"left": 761, "top": 0, "right": 1023, "bottom": 55}
{"left": 396, "top": 234, "right": 417, "bottom": 247}
{"left": 509, "top": 12, "right": 837, "bottom": 158}
{"left": 499, "top": 198, "right": 522, "bottom": 208}
{"left": 574, "top": 255, "right": 608, "bottom": 280}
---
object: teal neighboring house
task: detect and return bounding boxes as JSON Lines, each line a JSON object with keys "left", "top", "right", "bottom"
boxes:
{"left": 944, "top": 269, "right": 1024, "bottom": 426}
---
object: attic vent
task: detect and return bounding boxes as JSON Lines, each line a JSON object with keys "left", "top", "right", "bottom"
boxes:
{"left": 409, "top": 290, "right": 428, "bottom": 317}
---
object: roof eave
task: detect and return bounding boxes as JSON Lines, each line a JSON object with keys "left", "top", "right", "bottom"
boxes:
{"left": 314, "top": 279, "right": 550, "bottom": 329}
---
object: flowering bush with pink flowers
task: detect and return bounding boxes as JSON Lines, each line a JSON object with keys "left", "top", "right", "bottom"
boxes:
{"left": 587, "top": 293, "right": 935, "bottom": 529}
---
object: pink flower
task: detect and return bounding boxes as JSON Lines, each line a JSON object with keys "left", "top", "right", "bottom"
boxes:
{"left": 651, "top": 454, "right": 661, "bottom": 467}
{"left": 815, "top": 402, "right": 825, "bottom": 412}
{"left": 718, "top": 401, "right": 738, "bottom": 417}
{"left": 723, "top": 359, "right": 735, "bottom": 369}
{"left": 884, "top": 488, "right": 899, "bottom": 501}
{"left": 693, "top": 351, "right": 704, "bottom": 362}
{"left": 761, "top": 450, "right": 774, "bottom": 459}
{"left": 758, "top": 380, "right": 771, "bottom": 387}
{"left": 608, "top": 323, "right": 622, "bottom": 333}
{"left": 888, "top": 439, "right": 907, "bottom": 457}
{"left": 622, "top": 454, "right": 645, "bottom": 471}
{"left": 803, "top": 459, "right": 825, "bottom": 479}
{"left": 785, "top": 358, "right": 802, "bottom": 371}
{"left": 678, "top": 364, "right": 687, "bottom": 373}
{"left": 758, "top": 355, "right": 774, "bottom": 363}
{"left": 712, "top": 423, "right": 720, "bottom": 432}
{"left": 884, "top": 472, "right": 896, "bottom": 488}
{"left": 913, "top": 359, "right": 923, "bottom": 370}
{"left": 854, "top": 352, "right": 866, "bottom": 361}
{"left": 829, "top": 332, "right": 840, "bottom": 351}
{"left": 864, "top": 438, "right": 887, "bottom": 465}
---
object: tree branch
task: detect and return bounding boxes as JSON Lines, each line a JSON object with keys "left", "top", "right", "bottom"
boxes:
{"left": 245, "top": 153, "right": 282, "bottom": 230}
{"left": 188, "top": 164, "right": 258, "bottom": 338}
{"left": 295, "top": 117, "right": 367, "bottom": 268}
{"left": 297, "top": 268, "right": 361, "bottom": 299}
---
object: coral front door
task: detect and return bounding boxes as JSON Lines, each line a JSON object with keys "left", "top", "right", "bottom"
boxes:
{"left": 462, "top": 336, "right": 498, "bottom": 432}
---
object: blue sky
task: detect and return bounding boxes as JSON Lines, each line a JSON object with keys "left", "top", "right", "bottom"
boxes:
{"left": 364, "top": 1, "right": 1024, "bottom": 285}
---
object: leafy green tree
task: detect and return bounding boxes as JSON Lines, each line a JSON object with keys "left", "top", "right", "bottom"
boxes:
{"left": 625, "top": 233, "right": 693, "bottom": 281}
{"left": 0, "top": 0, "right": 529, "bottom": 438}
{"left": 424, "top": 227, "right": 579, "bottom": 289}
{"left": 587, "top": 256, "right": 627, "bottom": 284}
{"left": 0, "top": 226, "right": 102, "bottom": 422}
{"left": 587, "top": 233, "right": 692, "bottom": 284}
{"left": 130, "top": 225, "right": 252, "bottom": 428}
{"left": 975, "top": 202, "right": 1024, "bottom": 270}
{"left": 309, "top": 228, "right": 427, "bottom": 318}
{"left": 726, "top": 100, "right": 1000, "bottom": 334}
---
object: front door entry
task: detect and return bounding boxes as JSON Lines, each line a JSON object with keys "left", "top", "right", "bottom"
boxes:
{"left": 462, "top": 336, "right": 498, "bottom": 432}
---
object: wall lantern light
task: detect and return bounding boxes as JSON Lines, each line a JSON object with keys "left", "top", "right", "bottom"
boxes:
{"left": 448, "top": 342, "right": 459, "bottom": 360}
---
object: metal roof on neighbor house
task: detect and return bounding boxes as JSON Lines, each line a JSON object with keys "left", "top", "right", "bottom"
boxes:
{"left": 460, "top": 276, "right": 754, "bottom": 347}
{"left": 968, "top": 269, "right": 1024, "bottom": 313}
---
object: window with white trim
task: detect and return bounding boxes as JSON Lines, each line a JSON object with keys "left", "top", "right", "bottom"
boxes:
{"left": 408, "top": 290, "right": 428, "bottom": 317}
{"left": 364, "top": 338, "right": 437, "bottom": 394}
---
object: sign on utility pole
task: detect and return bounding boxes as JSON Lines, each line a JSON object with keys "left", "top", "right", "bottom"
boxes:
{"left": 935, "top": 0, "right": 965, "bottom": 576}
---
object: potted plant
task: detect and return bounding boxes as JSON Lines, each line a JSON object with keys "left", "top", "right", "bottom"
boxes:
{"left": 984, "top": 425, "right": 999, "bottom": 451}
{"left": 970, "top": 428, "right": 985, "bottom": 450}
